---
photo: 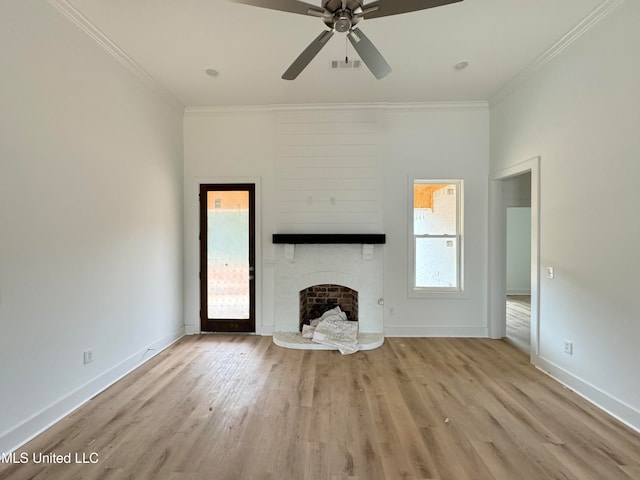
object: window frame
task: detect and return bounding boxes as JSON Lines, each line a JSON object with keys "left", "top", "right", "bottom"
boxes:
{"left": 408, "top": 178, "right": 464, "bottom": 297}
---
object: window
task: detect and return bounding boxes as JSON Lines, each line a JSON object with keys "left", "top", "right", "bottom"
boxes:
{"left": 410, "top": 179, "right": 463, "bottom": 294}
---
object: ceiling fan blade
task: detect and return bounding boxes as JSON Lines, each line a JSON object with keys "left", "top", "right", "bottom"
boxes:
{"left": 230, "top": 0, "right": 324, "bottom": 17}
{"left": 361, "top": 0, "right": 462, "bottom": 19}
{"left": 282, "top": 30, "right": 334, "bottom": 80}
{"left": 347, "top": 28, "right": 391, "bottom": 79}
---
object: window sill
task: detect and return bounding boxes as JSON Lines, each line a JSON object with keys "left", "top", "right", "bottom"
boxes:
{"left": 408, "top": 289, "right": 468, "bottom": 300}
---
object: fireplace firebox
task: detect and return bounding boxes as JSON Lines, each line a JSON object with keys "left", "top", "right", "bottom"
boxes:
{"left": 299, "top": 284, "right": 358, "bottom": 331}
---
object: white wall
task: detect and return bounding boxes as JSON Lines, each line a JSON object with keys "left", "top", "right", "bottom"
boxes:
{"left": 274, "top": 108, "right": 384, "bottom": 234}
{"left": 183, "top": 109, "right": 276, "bottom": 334}
{"left": 0, "top": 0, "right": 184, "bottom": 453}
{"left": 506, "top": 207, "right": 531, "bottom": 294}
{"left": 382, "top": 107, "right": 490, "bottom": 336}
{"left": 490, "top": 1, "right": 640, "bottom": 429}
{"left": 184, "top": 104, "right": 489, "bottom": 337}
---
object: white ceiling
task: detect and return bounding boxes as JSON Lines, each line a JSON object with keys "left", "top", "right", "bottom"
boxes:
{"left": 64, "top": 0, "right": 606, "bottom": 107}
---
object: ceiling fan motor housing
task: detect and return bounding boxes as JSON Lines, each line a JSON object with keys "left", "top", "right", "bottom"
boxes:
{"left": 322, "top": 0, "right": 362, "bottom": 12}
{"left": 333, "top": 14, "right": 352, "bottom": 32}
{"left": 321, "top": 0, "right": 363, "bottom": 31}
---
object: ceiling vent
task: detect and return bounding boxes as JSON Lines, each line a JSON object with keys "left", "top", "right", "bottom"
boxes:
{"left": 331, "top": 59, "right": 362, "bottom": 70}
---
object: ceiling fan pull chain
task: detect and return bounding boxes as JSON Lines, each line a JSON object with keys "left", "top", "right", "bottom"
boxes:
{"left": 345, "top": 36, "right": 348, "bottom": 64}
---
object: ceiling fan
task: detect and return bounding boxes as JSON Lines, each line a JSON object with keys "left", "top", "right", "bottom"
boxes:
{"left": 230, "top": 0, "right": 463, "bottom": 80}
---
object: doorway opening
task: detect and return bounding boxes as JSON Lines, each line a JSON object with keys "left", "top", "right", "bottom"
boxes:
{"left": 505, "top": 180, "right": 532, "bottom": 352}
{"left": 199, "top": 184, "right": 255, "bottom": 332}
{"left": 490, "top": 157, "right": 539, "bottom": 362}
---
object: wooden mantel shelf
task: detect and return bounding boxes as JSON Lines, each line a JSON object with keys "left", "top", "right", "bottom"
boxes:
{"left": 272, "top": 234, "right": 386, "bottom": 244}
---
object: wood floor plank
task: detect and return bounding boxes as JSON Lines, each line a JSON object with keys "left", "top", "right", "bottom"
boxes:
{"left": 1, "top": 336, "right": 639, "bottom": 480}
{"left": 469, "top": 439, "right": 537, "bottom": 480}
{"left": 506, "top": 295, "right": 531, "bottom": 353}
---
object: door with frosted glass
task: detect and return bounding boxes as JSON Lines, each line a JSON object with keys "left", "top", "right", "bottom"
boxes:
{"left": 199, "top": 184, "right": 255, "bottom": 332}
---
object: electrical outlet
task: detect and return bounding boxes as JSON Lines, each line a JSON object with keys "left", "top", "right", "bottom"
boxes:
{"left": 563, "top": 341, "right": 573, "bottom": 355}
{"left": 546, "top": 267, "right": 555, "bottom": 279}
{"left": 83, "top": 349, "right": 94, "bottom": 365}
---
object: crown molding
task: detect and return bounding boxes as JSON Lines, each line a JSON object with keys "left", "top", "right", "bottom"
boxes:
{"left": 383, "top": 101, "right": 488, "bottom": 112}
{"left": 489, "top": 0, "right": 625, "bottom": 106}
{"left": 184, "top": 105, "right": 274, "bottom": 117}
{"left": 46, "top": 0, "right": 184, "bottom": 112}
{"left": 184, "top": 101, "right": 488, "bottom": 117}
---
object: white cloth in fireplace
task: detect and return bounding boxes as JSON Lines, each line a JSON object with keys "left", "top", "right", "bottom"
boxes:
{"left": 308, "top": 306, "right": 359, "bottom": 355}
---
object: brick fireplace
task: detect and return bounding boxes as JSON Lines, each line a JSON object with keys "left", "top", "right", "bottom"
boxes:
{"left": 272, "top": 240, "right": 384, "bottom": 350}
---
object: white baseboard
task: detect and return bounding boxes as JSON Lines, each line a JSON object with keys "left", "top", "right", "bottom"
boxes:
{"left": 185, "top": 323, "right": 199, "bottom": 335}
{"left": 507, "top": 289, "right": 531, "bottom": 295}
{"left": 535, "top": 356, "right": 640, "bottom": 433}
{"left": 384, "top": 326, "right": 488, "bottom": 337}
{"left": 256, "top": 325, "right": 274, "bottom": 336}
{"left": 0, "top": 327, "right": 185, "bottom": 455}
{"left": 184, "top": 325, "right": 274, "bottom": 336}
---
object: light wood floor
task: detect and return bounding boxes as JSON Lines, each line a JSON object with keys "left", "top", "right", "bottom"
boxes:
{"left": 506, "top": 295, "right": 531, "bottom": 353}
{"left": 2, "top": 336, "right": 640, "bottom": 480}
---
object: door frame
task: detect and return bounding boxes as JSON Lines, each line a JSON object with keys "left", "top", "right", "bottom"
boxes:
{"left": 489, "top": 156, "right": 540, "bottom": 363}
{"left": 199, "top": 183, "right": 256, "bottom": 333}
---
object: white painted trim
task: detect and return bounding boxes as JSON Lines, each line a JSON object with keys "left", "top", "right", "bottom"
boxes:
{"left": 382, "top": 102, "right": 489, "bottom": 112}
{"left": 506, "top": 289, "right": 531, "bottom": 296}
{"left": 384, "top": 326, "right": 488, "bottom": 337}
{"left": 0, "top": 327, "right": 185, "bottom": 455}
{"left": 256, "top": 325, "right": 274, "bottom": 336}
{"left": 488, "top": 177, "right": 506, "bottom": 339}
{"left": 184, "top": 106, "right": 275, "bottom": 117}
{"left": 184, "top": 101, "right": 489, "bottom": 117}
{"left": 271, "top": 103, "right": 388, "bottom": 112}
{"left": 45, "top": 0, "right": 183, "bottom": 112}
{"left": 490, "top": 0, "right": 624, "bottom": 106}
{"left": 535, "top": 357, "right": 640, "bottom": 433}
{"left": 489, "top": 156, "right": 540, "bottom": 363}
{"left": 185, "top": 324, "right": 200, "bottom": 335}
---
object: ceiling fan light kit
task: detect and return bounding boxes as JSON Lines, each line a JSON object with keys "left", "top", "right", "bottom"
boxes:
{"left": 231, "top": 0, "right": 463, "bottom": 80}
